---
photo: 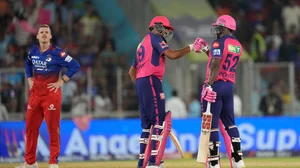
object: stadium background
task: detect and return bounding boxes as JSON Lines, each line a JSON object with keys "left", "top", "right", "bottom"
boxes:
{"left": 0, "top": 0, "right": 300, "bottom": 165}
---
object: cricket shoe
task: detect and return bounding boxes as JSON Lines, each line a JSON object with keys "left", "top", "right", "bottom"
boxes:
{"left": 49, "top": 164, "right": 59, "bottom": 168}
{"left": 146, "top": 161, "right": 166, "bottom": 168}
{"left": 15, "top": 162, "right": 39, "bottom": 168}
{"left": 208, "top": 163, "right": 220, "bottom": 168}
{"left": 232, "top": 158, "right": 246, "bottom": 168}
{"left": 145, "top": 165, "right": 165, "bottom": 168}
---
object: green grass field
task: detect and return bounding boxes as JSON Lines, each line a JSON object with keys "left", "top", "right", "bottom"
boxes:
{"left": 2, "top": 157, "right": 300, "bottom": 168}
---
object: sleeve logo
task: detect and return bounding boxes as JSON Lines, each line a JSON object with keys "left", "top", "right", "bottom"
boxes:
{"left": 64, "top": 55, "right": 73, "bottom": 62}
{"left": 60, "top": 51, "right": 67, "bottom": 58}
{"left": 213, "top": 49, "right": 221, "bottom": 55}
{"left": 213, "top": 42, "right": 220, "bottom": 48}
{"left": 159, "top": 41, "right": 168, "bottom": 49}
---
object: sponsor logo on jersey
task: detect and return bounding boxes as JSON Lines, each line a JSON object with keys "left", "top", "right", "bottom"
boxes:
{"left": 213, "top": 49, "right": 221, "bottom": 55}
{"left": 32, "top": 59, "right": 47, "bottom": 69}
{"left": 60, "top": 51, "right": 67, "bottom": 58}
{"left": 213, "top": 42, "right": 219, "bottom": 48}
{"left": 64, "top": 55, "right": 73, "bottom": 62}
{"left": 228, "top": 44, "right": 240, "bottom": 54}
{"left": 32, "top": 56, "right": 39, "bottom": 59}
{"left": 48, "top": 104, "right": 56, "bottom": 110}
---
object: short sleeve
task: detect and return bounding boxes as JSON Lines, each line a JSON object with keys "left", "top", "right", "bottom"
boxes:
{"left": 211, "top": 39, "right": 225, "bottom": 59}
{"left": 150, "top": 34, "right": 169, "bottom": 56}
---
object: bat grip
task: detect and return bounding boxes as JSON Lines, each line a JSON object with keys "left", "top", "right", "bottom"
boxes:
{"left": 205, "top": 87, "right": 213, "bottom": 113}
{"left": 206, "top": 102, "right": 211, "bottom": 113}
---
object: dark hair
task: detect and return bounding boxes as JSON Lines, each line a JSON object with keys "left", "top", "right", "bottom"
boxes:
{"left": 172, "top": 89, "right": 178, "bottom": 96}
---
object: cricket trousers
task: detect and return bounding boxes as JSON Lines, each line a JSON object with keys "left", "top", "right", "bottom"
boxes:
{"left": 136, "top": 75, "right": 166, "bottom": 165}
{"left": 201, "top": 80, "right": 239, "bottom": 142}
{"left": 25, "top": 93, "right": 61, "bottom": 164}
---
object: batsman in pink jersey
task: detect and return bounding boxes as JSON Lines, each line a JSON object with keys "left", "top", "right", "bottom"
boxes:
{"left": 128, "top": 16, "right": 216, "bottom": 168}
{"left": 194, "top": 15, "right": 246, "bottom": 168}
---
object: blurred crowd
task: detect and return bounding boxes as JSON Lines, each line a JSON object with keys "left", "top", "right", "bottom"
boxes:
{"left": 209, "top": 0, "right": 300, "bottom": 115}
{"left": 0, "top": 0, "right": 137, "bottom": 119}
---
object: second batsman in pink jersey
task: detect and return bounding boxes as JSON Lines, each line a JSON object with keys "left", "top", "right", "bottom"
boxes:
{"left": 195, "top": 15, "right": 246, "bottom": 168}
{"left": 128, "top": 16, "right": 216, "bottom": 168}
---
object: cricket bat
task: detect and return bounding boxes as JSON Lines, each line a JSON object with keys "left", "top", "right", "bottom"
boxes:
{"left": 169, "top": 131, "right": 184, "bottom": 158}
{"left": 197, "top": 100, "right": 213, "bottom": 163}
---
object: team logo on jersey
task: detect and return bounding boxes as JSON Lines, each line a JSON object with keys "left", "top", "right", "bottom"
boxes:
{"left": 213, "top": 42, "right": 219, "bottom": 48}
{"left": 60, "top": 51, "right": 66, "bottom": 58}
{"left": 48, "top": 104, "right": 56, "bottom": 110}
{"left": 46, "top": 54, "right": 52, "bottom": 62}
{"left": 228, "top": 44, "right": 240, "bottom": 54}
{"left": 159, "top": 41, "right": 168, "bottom": 49}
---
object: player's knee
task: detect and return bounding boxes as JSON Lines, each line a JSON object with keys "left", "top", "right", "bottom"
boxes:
{"left": 225, "top": 125, "right": 237, "bottom": 130}
{"left": 211, "top": 128, "right": 219, "bottom": 133}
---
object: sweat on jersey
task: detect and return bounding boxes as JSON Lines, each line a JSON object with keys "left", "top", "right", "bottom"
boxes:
{"left": 25, "top": 44, "right": 80, "bottom": 96}
{"left": 132, "top": 33, "right": 169, "bottom": 81}
{"left": 205, "top": 35, "right": 243, "bottom": 84}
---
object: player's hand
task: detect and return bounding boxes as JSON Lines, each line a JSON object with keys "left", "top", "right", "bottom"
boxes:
{"left": 201, "top": 84, "right": 217, "bottom": 103}
{"left": 47, "top": 79, "right": 64, "bottom": 93}
{"left": 28, "top": 78, "right": 34, "bottom": 90}
{"left": 193, "top": 38, "right": 209, "bottom": 53}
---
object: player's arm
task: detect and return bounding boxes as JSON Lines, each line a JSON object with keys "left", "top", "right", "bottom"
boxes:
{"left": 59, "top": 54, "right": 80, "bottom": 82}
{"left": 128, "top": 66, "right": 136, "bottom": 84}
{"left": 208, "top": 58, "right": 221, "bottom": 85}
{"left": 163, "top": 46, "right": 191, "bottom": 60}
{"left": 151, "top": 34, "right": 196, "bottom": 60}
{"left": 25, "top": 52, "right": 34, "bottom": 89}
{"left": 208, "top": 40, "right": 223, "bottom": 85}
{"left": 48, "top": 52, "right": 80, "bottom": 92}
{"left": 128, "top": 57, "right": 138, "bottom": 84}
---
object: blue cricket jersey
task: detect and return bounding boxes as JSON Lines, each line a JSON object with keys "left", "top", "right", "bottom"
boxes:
{"left": 25, "top": 44, "right": 80, "bottom": 96}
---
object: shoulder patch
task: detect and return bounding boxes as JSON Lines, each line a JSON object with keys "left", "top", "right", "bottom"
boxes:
{"left": 159, "top": 41, "right": 168, "bottom": 49}
{"left": 213, "top": 42, "right": 219, "bottom": 48}
{"left": 60, "top": 51, "right": 67, "bottom": 58}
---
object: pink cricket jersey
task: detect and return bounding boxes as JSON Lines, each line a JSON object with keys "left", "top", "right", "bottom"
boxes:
{"left": 132, "top": 33, "right": 169, "bottom": 81}
{"left": 205, "top": 35, "right": 243, "bottom": 84}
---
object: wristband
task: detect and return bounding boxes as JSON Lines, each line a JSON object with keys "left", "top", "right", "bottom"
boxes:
{"left": 188, "top": 44, "right": 194, "bottom": 51}
{"left": 61, "top": 77, "right": 67, "bottom": 83}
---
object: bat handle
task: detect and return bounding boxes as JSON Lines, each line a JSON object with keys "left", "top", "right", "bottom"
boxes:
{"left": 205, "top": 87, "right": 213, "bottom": 113}
{"left": 206, "top": 102, "right": 211, "bottom": 113}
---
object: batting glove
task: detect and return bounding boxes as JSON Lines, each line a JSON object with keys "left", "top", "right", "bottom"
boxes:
{"left": 201, "top": 84, "right": 217, "bottom": 103}
{"left": 193, "top": 38, "right": 209, "bottom": 53}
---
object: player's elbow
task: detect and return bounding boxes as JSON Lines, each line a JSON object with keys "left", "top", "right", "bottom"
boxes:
{"left": 164, "top": 49, "right": 181, "bottom": 60}
{"left": 165, "top": 52, "right": 177, "bottom": 60}
{"left": 128, "top": 66, "right": 136, "bottom": 77}
{"left": 73, "top": 61, "right": 80, "bottom": 72}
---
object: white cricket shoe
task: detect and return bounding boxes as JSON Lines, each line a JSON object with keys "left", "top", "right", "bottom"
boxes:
{"left": 49, "top": 164, "right": 59, "bottom": 168}
{"left": 208, "top": 163, "right": 220, "bottom": 168}
{"left": 146, "top": 164, "right": 165, "bottom": 168}
{"left": 232, "top": 158, "right": 246, "bottom": 168}
{"left": 15, "top": 162, "right": 38, "bottom": 168}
